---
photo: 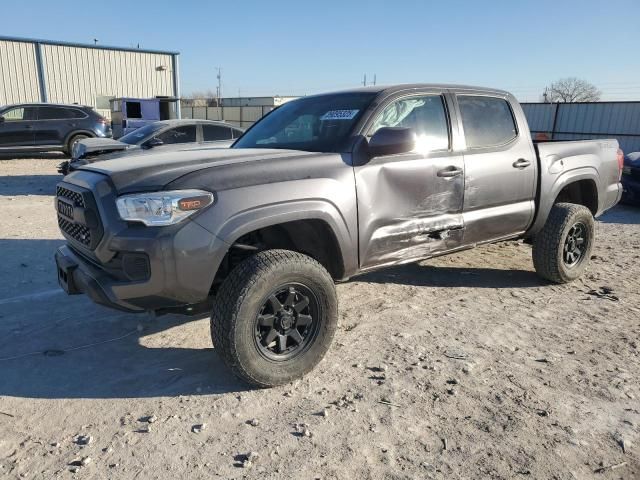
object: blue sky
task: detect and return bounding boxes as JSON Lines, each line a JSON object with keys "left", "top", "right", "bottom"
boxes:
{"left": 3, "top": 0, "right": 639, "bottom": 100}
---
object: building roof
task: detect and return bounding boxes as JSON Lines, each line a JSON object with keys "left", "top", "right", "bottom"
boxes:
{"left": 0, "top": 35, "right": 179, "bottom": 56}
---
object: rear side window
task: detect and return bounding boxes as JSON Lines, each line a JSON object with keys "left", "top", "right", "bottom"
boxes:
{"left": 38, "top": 106, "right": 86, "bottom": 120}
{"left": 202, "top": 124, "right": 233, "bottom": 141}
{"left": 369, "top": 95, "right": 450, "bottom": 151}
{"left": 232, "top": 128, "right": 244, "bottom": 139}
{"left": 157, "top": 125, "right": 197, "bottom": 144}
{"left": 458, "top": 96, "right": 517, "bottom": 148}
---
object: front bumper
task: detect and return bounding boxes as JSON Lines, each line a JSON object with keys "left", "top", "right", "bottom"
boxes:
{"left": 54, "top": 219, "right": 230, "bottom": 313}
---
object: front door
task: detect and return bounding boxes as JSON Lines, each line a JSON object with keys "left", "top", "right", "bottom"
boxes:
{"left": 355, "top": 93, "right": 465, "bottom": 270}
{"left": 0, "top": 106, "right": 36, "bottom": 148}
{"left": 455, "top": 94, "right": 537, "bottom": 244}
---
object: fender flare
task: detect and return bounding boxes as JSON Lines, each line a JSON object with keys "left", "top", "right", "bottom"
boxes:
{"left": 527, "top": 167, "right": 599, "bottom": 235}
{"left": 207, "top": 199, "right": 358, "bottom": 279}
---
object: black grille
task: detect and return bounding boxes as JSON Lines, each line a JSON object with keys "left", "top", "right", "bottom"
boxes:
{"left": 56, "top": 183, "right": 103, "bottom": 249}
{"left": 56, "top": 186, "right": 85, "bottom": 207}
{"left": 58, "top": 217, "right": 91, "bottom": 246}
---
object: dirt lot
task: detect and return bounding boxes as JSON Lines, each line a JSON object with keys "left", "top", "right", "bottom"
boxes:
{"left": 0, "top": 157, "right": 639, "bottom": 480}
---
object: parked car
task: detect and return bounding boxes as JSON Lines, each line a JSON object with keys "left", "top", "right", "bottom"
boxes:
{"left": 0, "top": 103, "right": 111, "bottom": 155}
{"left": 54, "top": 84, "right": 622, "bottom": 387}
{"left": 58, "top": 119, "right": 244, "bottom": 174}
{"left": 621, "top": 152, "right": 640, "bottom": 206}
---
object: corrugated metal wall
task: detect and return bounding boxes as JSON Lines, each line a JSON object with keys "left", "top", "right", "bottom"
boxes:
{"left": 40, "top": 44, "right": 174, "bottom": 107}
{"left": 0, "top": 37, "right": 177, "bottom": 118}
{"left": 522, "top": 102, "right": 640, "bottom": 153}
{"left": 0, "top": 40, "right": 41, "bottom": 104}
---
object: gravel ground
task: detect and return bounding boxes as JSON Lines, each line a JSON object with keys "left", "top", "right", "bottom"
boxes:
{"left": 0, "top": 157, "right": 639, "bottom": 479}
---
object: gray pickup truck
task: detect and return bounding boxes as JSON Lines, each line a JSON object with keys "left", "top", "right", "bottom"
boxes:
{"left": 54, "top": 84, "right": 623, "bottom": 387}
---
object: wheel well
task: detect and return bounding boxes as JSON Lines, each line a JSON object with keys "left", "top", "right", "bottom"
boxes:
{"left": 554, "top": 180, "right": 598, "bottom": 214}
{"left": 211, "top": 219, "right": 345, "bottom": 292}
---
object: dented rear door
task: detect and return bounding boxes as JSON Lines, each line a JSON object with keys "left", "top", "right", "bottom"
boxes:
{"left": 355, "top": 91, "right": 465, "bottom": 270}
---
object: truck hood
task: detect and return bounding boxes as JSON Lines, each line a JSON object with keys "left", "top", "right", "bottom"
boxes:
{"left": 77, "top": 147, "right": 318, "bottom": 192}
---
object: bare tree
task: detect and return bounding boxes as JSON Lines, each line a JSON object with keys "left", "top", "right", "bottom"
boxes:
{"left": 542, "top": 77, "right": 601, "bottom": 103}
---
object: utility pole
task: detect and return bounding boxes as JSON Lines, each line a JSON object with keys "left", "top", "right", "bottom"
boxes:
{"left": 215, "top": 67, "right": 222, "bottom": 119}
{"left": 373, "top": 74, "right": 376, "bottom": 86}
{"left": 363, "top": 74, "right": 367, "bottom": 87}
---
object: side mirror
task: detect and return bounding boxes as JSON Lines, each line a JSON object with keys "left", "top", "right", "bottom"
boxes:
{"left": 0, "top": 116, "right": 5, "bottom": 124}
{"left": 368, "top": 127, "right": 414, "bottom": 158}
{"left": 144, "top": 137, "right": 164, "bottom": 148}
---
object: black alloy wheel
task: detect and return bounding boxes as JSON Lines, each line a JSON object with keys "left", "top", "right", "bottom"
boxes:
{"left": 254, "top": 284, "right": 320, "bottom": 361}
{"left": 563, "top": 222, "right": 587, "bottom": 267}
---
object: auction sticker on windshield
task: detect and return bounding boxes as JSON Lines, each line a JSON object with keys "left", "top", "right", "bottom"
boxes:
{"left": 320, "top": 110, "right": 359, "bottom": 121}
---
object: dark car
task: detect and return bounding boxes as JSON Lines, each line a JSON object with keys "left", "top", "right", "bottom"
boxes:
{"left": 621, "top": 152, "right": 640, "bottom": 206}
{"left": 0, "top": 103, "right": 111, "bottom": 155}
{"left": 58, "top": 119, "right": 244, "bottom": 174}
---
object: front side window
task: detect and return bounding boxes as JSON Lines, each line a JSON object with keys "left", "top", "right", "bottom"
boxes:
{"left": 2, "top": 107, "right": 25, "bottom": 121}
{"left": 157, "top": 125, "right": 197, "bottom": 144}
{"left": 119, "top": 123, "right": 164, "bottom": 145}
{"left": 203, "top": 124, "right": 233, "bottom": 141}
{"left": 458, "top": 96, "right": 517, "bottom": 148}
{"left": 369, "top": 95, "right": 450, "bottom": 151}
{"left": 233, "top": 92, "right": 377, "bottom": 152}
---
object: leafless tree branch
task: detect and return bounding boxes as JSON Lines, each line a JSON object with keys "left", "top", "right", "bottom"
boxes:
{"left": 541, "top": 77, "right": 601, "bottom": 103}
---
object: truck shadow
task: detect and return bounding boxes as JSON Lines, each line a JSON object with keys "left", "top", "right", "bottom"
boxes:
{"left": 358, "top": 263, "right": 543, "bottom": 288}
{"left": 0, "top": 307, "right": 247, "bottom": 399}
{"left": 0, "top": 174, "right": 61, "bottom": 196}
{"left": 597, "top": 204, "right": 640, "bottom": 225}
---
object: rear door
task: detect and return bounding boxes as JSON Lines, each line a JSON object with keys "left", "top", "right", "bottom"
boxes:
{"left": 355, "top": 91, "right": 466, "bottom": 270}
{"left": 0, "top": 106, "right": 37, "bottom": 147}
{"left": 201, "top": 123, "right": 234, "bottom": 146}
{"left": 35, "top": 106, "right": 87, "bottom": 147}
{"left": 454, "top": 93, "right": 537, "bottom": 244}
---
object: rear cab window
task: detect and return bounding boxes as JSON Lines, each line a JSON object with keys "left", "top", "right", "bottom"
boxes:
{"left": 457, "top": 96, "right": 517, "bottom": 148}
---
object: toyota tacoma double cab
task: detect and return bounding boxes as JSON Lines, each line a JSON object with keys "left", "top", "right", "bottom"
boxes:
{"left": 54, "top": 84, "right": 623, "bottom": 387}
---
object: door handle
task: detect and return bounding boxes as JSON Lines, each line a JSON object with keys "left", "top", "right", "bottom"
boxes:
{"left": 24, "top": 125, "right": 33, "bottom": 129}
{"left": 513, "top": 158, "right": 531, "bottom": 169}
{"left": 437, "top": 166, "right": 463, "bottom": 178}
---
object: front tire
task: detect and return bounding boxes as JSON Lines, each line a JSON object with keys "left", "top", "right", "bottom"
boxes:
{"left": 532, "top": 203, "right": 595, "bottom": 283}
{"left": 211, "top": 249, "right": 338, "bottom": 387}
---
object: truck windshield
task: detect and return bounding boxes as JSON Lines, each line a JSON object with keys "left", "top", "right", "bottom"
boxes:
{"left": 233, "top": 92, "right": 377, "bottom": 153}
{"left": 119, "top": 123, "right": 164, "bottom": 145}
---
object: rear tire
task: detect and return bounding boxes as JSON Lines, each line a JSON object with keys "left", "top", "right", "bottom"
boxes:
{"left": 210, "top": 249, "right": 338, "bottom": 388}
{"left": 65, "top": 133, "right": 89, "bottom": 156}
{"left": 532, "top": 202, "right": 595, "bottom": 283}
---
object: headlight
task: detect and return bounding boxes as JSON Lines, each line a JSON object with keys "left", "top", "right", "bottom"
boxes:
{"left": 116, "top": 189, "right": 214, "bottom": 226}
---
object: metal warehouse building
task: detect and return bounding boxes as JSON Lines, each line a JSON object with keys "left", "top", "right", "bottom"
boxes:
{"left": 0, "top": 36, "right": 179, "bottom": 117}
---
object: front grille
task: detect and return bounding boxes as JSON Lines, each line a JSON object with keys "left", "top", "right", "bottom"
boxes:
{"left": 56, "top": 183, "right": 103, "bottom": 249}
{"left": 56, "top": 186, "right": 85, "bottom": 207}
{"left": 58, "top": 216, "right": 91, "bottom": 246}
